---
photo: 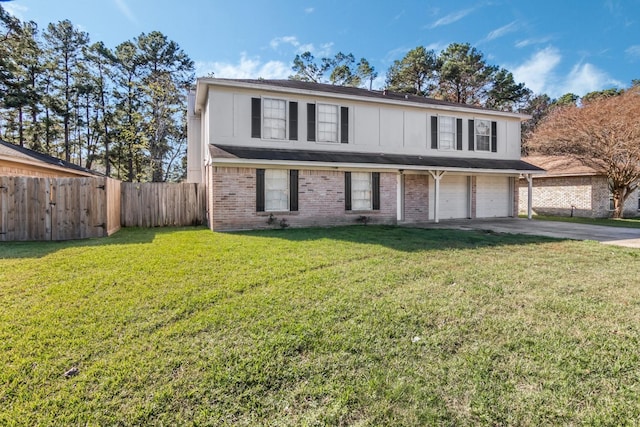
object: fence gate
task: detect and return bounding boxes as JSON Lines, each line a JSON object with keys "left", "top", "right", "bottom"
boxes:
{"left": 0, "top": 176, "right": 112, "bottom": 242}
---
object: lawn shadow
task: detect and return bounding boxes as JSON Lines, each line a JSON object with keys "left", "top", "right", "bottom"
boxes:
{"left": 235, "top": 224, "right": 562, "bottom": 252}
{"left": 0, "top": 227, "right": 207, "bottom": 259}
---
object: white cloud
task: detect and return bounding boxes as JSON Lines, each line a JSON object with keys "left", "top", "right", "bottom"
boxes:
{"left": 195, "top": 53, "right": 290, "bottom": 79}
{"left": 2, "top": 2, "right": 28, "bottom": 20}
{"left": 485, "top": 21, "right": 519, "bottom": 42}
{"left": 428, "top": 8, "right": 474, "bottom": 29}
{"left": 304, "top": 7, "right": 315, "bottom": 14}
{"left": 512, "top": 47, "right": 562, "bottom": 95}
{"left": 626, "top": 45, "right": 640, "bottom": 60}
{"left": 564, "top": 63, "right": 623, "bottom": 95}
{"left": 114, "top": 0, "right": 138, "bottom": 25}
{"left": 269, "top": 37, "right": 333, "bottom": 56}
{"left": 270, "top": 36, "right": 300, "bottom": 50}
{"left": 511, "top": 47, "right": 623, "bottom": 97}
{"left": 514, "top": 36, "right": 552, "bottom": 48}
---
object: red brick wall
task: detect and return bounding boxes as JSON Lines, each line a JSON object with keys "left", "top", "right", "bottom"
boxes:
{"left": 210, "top": 167, "right": 397, "bottom": 231}
{"left": 404, "top": 174, "right": 429, "bottom": 222}
{"left": 517, "top": 175, "right": 627, "bottom": 218}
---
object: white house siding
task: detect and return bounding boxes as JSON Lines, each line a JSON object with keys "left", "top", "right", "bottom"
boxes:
{"left": 202, "top": 85, "right": 523, "bottom": 160}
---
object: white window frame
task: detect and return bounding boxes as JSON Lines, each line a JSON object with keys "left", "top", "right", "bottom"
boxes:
{"left": 351, "top": 172, "right": 372, "bottom": 211}
{"left": 438, "top": 115, "right": 456, "bottom": 151}
{"left": 265, "top": 169, "right": 289, "bottom": 212}
{"left": 475, "top": 119, "right": 491, "bottom": 151}
{"left": 317, "top": 103, "right": 339, "bottom": 143}
{"left": 263, "top": 98, "right": 287, "bottom": 140}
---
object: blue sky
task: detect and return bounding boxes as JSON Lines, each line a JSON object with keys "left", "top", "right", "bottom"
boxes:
{"left": 4, "top": 0, "right": 639, "bottom": 98}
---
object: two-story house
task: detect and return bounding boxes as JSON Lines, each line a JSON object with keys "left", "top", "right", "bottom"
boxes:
{"left": 187, "top": 78, "right": 543, "bottom": 231}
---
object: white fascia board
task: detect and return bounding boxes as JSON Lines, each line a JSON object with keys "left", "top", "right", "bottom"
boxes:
{"left": 195, "top": 78, "right": 530, "bottom": 120}
{"left": 211, "top": 157, "right": 545, "bottom": 175}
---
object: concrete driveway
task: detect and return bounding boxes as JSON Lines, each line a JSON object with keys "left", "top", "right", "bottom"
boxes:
{"left": 416, "top": 218, "right": 640, "bottom": 248}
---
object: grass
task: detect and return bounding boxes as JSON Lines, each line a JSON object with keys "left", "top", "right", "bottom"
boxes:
{"left": 523, "top": 214, "right": 640, "bottom": 229}
{"left": 1, "top": 226, "right": 640, "bottom": 425}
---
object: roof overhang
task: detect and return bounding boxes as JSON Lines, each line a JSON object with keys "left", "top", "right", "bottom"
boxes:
{"left": 0, "top": 155, "right": 98, "bottom": 177}
{"left": 209, "top": 145, "right": 546, "bottom": 175}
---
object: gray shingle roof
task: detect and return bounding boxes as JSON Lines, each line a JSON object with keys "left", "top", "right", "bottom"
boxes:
{"left": 211, "top": 144, "right": 544, "bottom": 173}
{"left": 0, "top": 139, "right": 103, "bottom": 176}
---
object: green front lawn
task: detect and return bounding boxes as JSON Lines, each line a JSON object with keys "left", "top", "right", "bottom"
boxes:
{"left": 1, "top": 226, "right": 639, "bottom": 425}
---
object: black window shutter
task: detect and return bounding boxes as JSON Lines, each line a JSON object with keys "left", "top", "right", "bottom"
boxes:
{"left": 256, "top": 169, "right": 265, "bottom": 212}
{"left": 468, "top": 119, "right": 475, "bottom": 151}
{"left": 289, "top": 169, "right": 298, "bottom": 211}
{"left": 251, "top": 98, "right": 261, "bottom": 139}
{"left": 344, "top": 172, "right": 352, "bottom": 211}
{"left": 307, "top": 103, "right": 316, "bottom": 141}
{"left": 340, "top": 106, "right": 349, "bottom": 143}
{"left": 431, "top": 116, "right": 438, "bottom": 149}
{"left": 372, "top": 172, "right": 380, "bottom": 211}
{"left": 491, "top": 121, "right": 497, "bottom": 152}
{"left": 289, "top": 102, "right": 298, "bottom": 140}
{"left": 456, "top": 118, "right": 463, "bottom": 150}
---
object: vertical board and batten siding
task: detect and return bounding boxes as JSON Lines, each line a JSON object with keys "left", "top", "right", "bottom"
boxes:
{"left": 120, "top": 182, "right": 206, "bottom": 227}
{"left": 0, "top": 176, "right": 120, "bottom": 241}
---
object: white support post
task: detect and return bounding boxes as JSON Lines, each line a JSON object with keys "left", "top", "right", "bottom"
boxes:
{"left": 396, "top": 171, "right": 404, "bottom": 222}
{"left": 429, "top": 170, "right": 446, "bottom": 223}
{"left": 526, "top": 173, "right": 533, "bottom": 220}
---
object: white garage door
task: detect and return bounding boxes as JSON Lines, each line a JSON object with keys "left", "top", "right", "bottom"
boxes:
{"left": 476, "top": 176, "right": 511, "bottom": 218}
{"left": 429, "top": 175, "right": 469, "bottom": 219}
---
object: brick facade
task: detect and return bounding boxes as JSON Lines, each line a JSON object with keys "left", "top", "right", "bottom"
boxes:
{"left": 210, "top": 167, "right": 397, "bottom": 231}
{"left": 403, "top": 174, "right": 429, "bottom": 223}
{"left": 518, "top": 175, "right": 640, "bottom": 218}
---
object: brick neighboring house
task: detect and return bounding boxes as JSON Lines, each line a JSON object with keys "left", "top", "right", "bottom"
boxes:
{"left": 518, "top": 155, "right": 640, "bottom": 218}
{"left": 0, "top": 139, "right": 101, "bottom": 178}
{"left": 187, "top": 78, "right": 544, "bottom": 231}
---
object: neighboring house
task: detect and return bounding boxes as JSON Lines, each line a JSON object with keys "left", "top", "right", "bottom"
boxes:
{"left": 518, "top": 155, "right": 640, "bottom": 218}
{"left": 187, "top": 78, "right": 544, "bottom": 231}
{"left": 0, "top": 139, "right": 101, "bottom": 178}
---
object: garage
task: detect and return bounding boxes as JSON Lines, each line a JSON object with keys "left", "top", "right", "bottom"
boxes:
{"left": 429, "top": 174, "right": 469, "bottom": 219}
{"left": 476, "top": 175, "right": 512, "bottom": 218}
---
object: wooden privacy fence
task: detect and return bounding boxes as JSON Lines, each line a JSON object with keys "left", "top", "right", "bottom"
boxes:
{"left": 0, "top": 176, "right": 121, "bottom": 241}
{"left": 0, "top": 178, "right": 205, "bottom": 241}
{"left": 120, "top": 182, "right": 206, "bottom": 227}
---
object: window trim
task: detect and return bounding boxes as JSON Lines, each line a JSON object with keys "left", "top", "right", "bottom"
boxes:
{"left": 438, "top": 115, "right": 457, "bottom": 151}
{"left": 252, "top": 98, "right": 299, "bottom": 141}
{"left": 345, "top": 171, "right": 380, "bottom": 211}
{"left": 262, "top": 97, "right": 288, "bottom": 141}
{"left": 256, "top": 169, "right": 299, "bottom": 213}
{"left": 316, "top": 103, "right": 339, "bottom": 143}
{"left": 474, "top": 119, "right": 491, "bottom": 152}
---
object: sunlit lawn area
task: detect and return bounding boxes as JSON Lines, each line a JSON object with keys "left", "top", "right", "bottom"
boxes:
{"left": 1, "top": 226, "right": 640, "bottom": 425}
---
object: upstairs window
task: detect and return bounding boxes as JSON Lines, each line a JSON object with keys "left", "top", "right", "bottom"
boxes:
{"left": 263, "top": 98, "right": 286, "bottom": 140}
{"left": 468, "top": 119, "right": 497, "bottom": 152}
{"left": 439, "top": 116, "right": 456, "bottom": 150}
{"left": 475, "top": 119, "right": 491, "bottom": 151}
{"left": 431, "top": 116, "right": 462, "bottom": 150}
{"left": 308, "top": 103, "right": 349, "bottom": 143}
{"left": 317, "top": 104, "right": 338, "bottom": 142}
{"left": 251, "top": 98, "right": 298, "bottom": 141}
